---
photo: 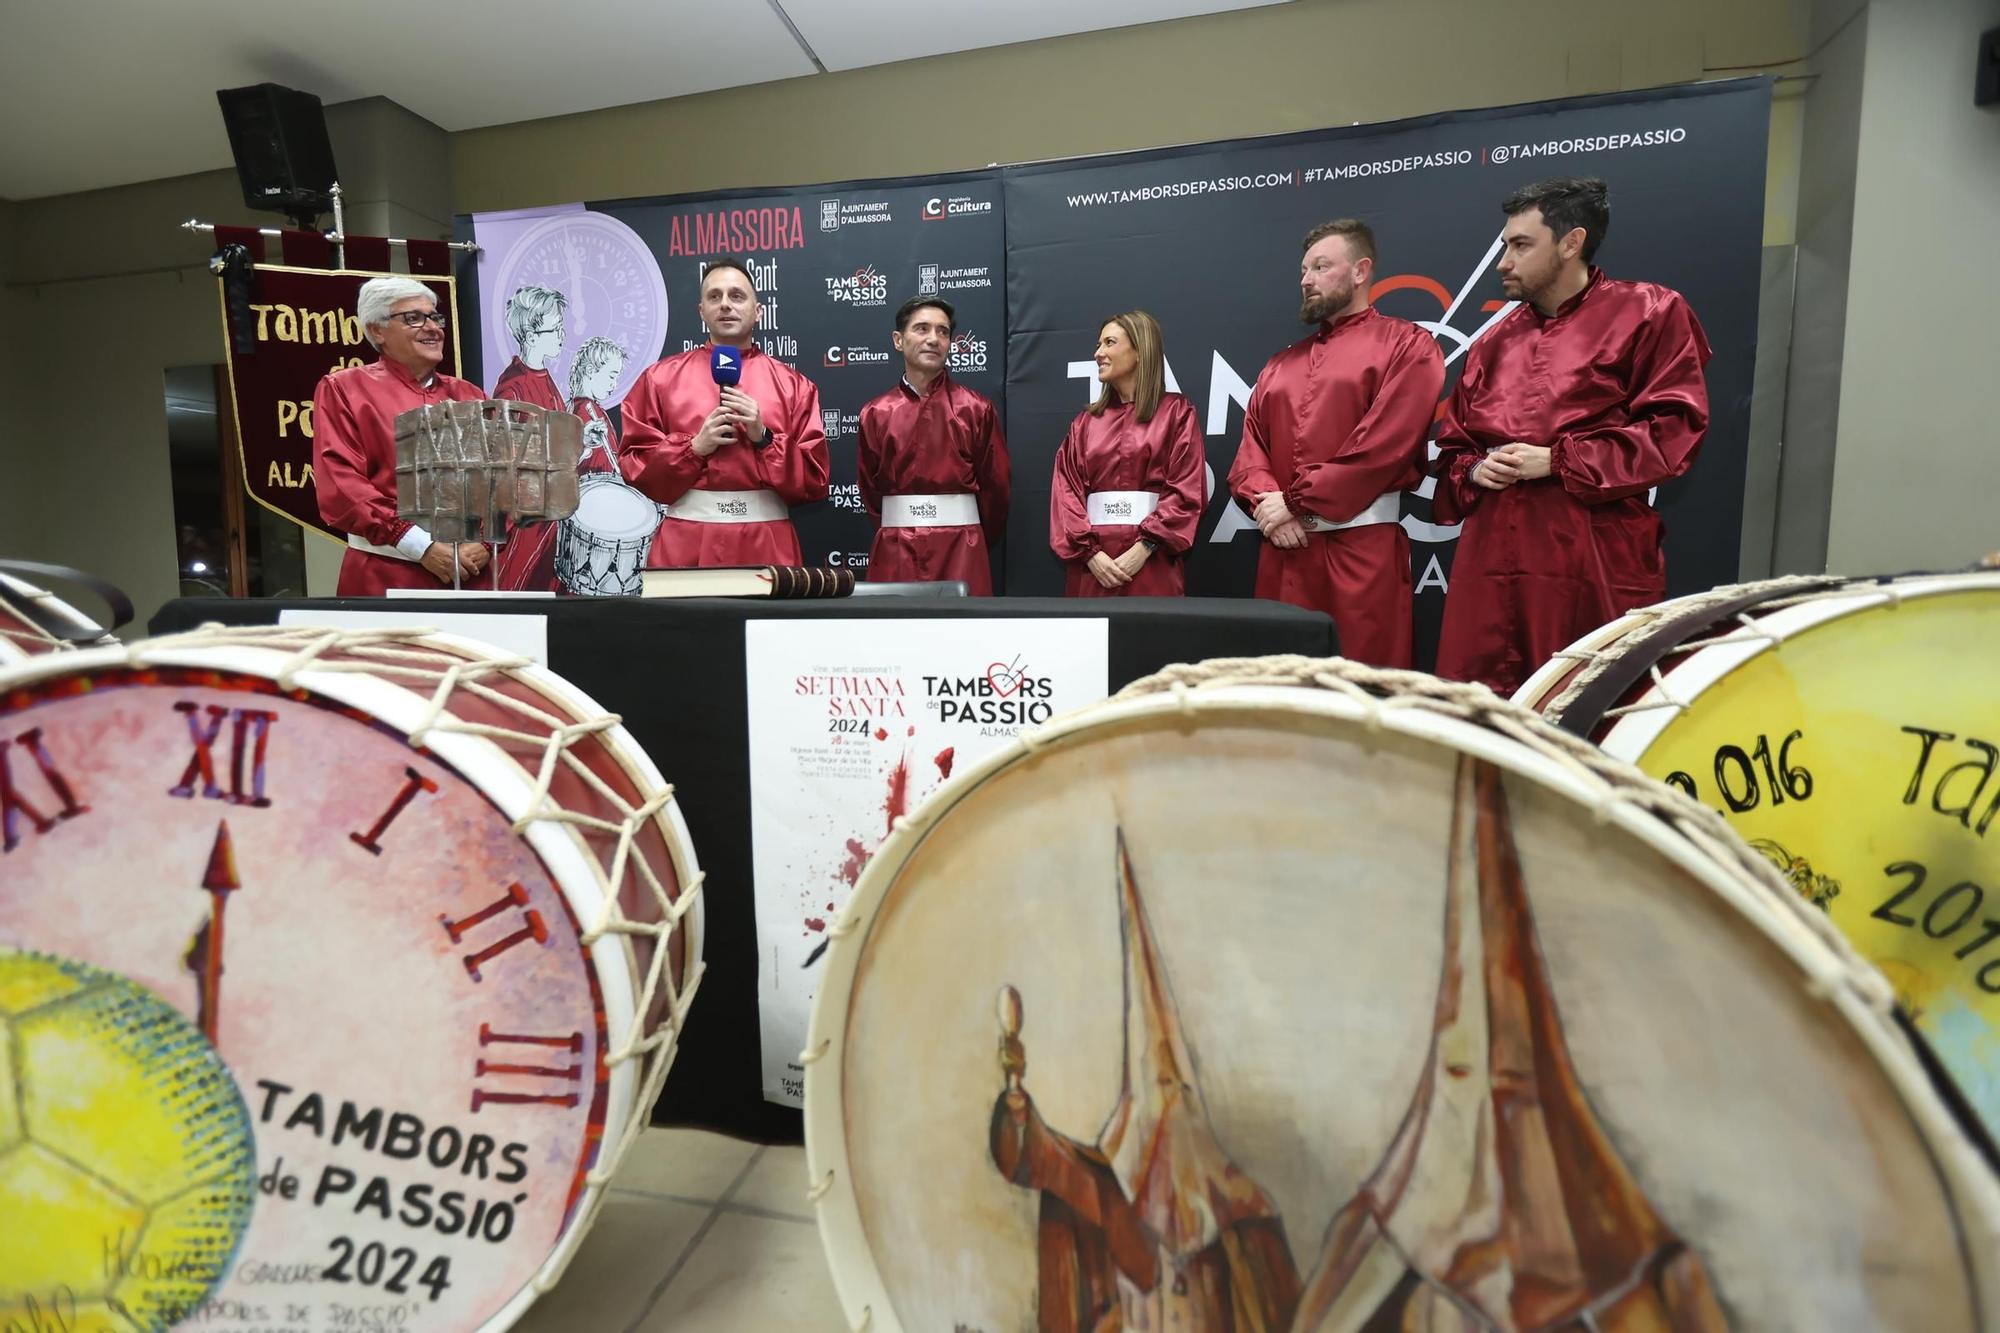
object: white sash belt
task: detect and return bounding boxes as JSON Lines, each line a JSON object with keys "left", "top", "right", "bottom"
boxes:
{"left": 1300, "top": 493, "right": 1401, "bottom": 533}
{"left": 347, "top": 532, "right": 415, "bottom": 561}
{"left": 882, "top": 493, "right": 980, "bottom": 528}
{"left": 1086, "top": 491, "right": 1160, "bottom": 526}
{"left": 663, "top": 488, "right": 788, "bottom": 524}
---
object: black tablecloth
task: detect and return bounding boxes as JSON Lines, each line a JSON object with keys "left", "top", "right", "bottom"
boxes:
{"left": 151, "top": 595, "right": 1334, "bottom": 1141}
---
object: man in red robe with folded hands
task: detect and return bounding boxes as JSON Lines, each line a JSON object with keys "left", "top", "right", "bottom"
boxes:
{"left": 313, "top": 277, "right": 489, "bottom": 595}
{"left": 618, "top": 258, "right": 829, "bottom": 567}
{"left": 1228, "top": 219, "right": 1444, "bottom": 668}
{"left": 857, "top": 296, "right": 1010, "bottom": 593}
{"left": 1433, "top": 177, "right": 1712, "bottom": 696}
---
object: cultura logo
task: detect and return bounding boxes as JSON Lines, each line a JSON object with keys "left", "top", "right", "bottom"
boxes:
{"left": 823, "top": 345, "right": 891, "bottom": 368}
{"left": 922, "top": 195, "right": 994, "bottom": 222}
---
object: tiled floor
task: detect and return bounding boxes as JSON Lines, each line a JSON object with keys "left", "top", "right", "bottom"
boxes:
{"left": 516, "top": 1128, "right": 850, "bottom": 1332}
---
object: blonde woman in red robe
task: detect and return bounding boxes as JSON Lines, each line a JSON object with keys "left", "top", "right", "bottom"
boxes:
{"left": 1049, "top": 312, "right": 1207, "bottom": 597}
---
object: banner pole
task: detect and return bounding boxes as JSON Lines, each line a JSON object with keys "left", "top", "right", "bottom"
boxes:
{"left": 179, "top": 219, "right": 479, "bottom": 254}
{"left": 331, "top": 182, "right": 345, "bottom": 270}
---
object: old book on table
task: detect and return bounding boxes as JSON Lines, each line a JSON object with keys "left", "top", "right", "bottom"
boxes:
{"left": 638, "top": 565, "right": 857, "bottom": 599}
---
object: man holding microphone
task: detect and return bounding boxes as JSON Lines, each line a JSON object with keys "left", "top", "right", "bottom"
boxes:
{"left": 619, "top": 258, "right": 830, "bottom": 566}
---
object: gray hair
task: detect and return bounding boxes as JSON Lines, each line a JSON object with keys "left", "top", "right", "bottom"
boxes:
{"left": 568, "top": 337, "right": 624, "bottom": 399}
{"left": 356, "top": 277, "right": 436, "bottom": 350}
{"left": 506, "top": 285, "right": 567, "bottom": 347}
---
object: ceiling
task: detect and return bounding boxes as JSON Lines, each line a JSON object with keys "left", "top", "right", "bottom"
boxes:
{"left": 0, "top": 0, "right": 1290, "bottom": 202}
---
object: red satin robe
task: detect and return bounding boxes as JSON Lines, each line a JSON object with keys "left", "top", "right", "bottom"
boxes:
{"left": 1432, "top": 271, "right": 1712, "bottom": 696}
{"left": 490, "top": 359, "right": 574, "bottom": 591}
{"left": 857, "top": 372, "right": 1011, "bottom": 594}
{"left": 1228, "top": 307, "right": 1444, "bottom": 667}
{"left": 312, "top": 359, "right": 486, "bottom": 596}
{"left": 618, "top": 343, "right": 830, "bottom": 567}
{"left": 490, "top": 357, "right": 566, "bottom": 412}
{"left": 1049, "top": 393, "right": 1207, "bottom": 598}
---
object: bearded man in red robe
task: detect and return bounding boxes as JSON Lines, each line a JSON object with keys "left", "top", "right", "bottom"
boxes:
{"left": 1432, "top": 177, "right": 1712, "bottom": 696}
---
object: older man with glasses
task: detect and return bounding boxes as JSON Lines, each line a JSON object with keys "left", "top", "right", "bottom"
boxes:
{"left": 312, "top": 276, "right": 490, "bottom": 595}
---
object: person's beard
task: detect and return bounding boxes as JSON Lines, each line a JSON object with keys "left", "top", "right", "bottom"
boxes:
{"left": 1299, "top": 279, "right": 1354, "bottom": 324}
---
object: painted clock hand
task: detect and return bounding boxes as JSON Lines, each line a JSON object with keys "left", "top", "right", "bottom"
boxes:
{"left": 183, "top": 819, "right": 241, "bottom": 1044}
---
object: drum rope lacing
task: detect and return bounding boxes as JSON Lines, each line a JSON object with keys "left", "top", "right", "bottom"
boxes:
{"left": 141, "top": 623, "right": 703, "bottom": 1296}
{"left": 1542, "top": 573, "right": 1952, "bottom": 722}
{"left": 1109, "top": 654, "right": 1892, "bottom": 1013}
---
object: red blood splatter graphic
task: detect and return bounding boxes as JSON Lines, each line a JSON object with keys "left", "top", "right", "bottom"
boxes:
{"left": 934, "top": 747, "right": 956, "bottom": 779}
{"left": 874, "top": 727, "right": 888, "bottom": 741}
{"left": 838, "top": 837, "right": 870, "bottom": 887}
{"left": 906, "top": 725, "right": 916, "bottom": 737}
{"left": 804, "top": 917, "right": 826, "bottom": 933}
{"left": 884, "top": 752, "right": 912, "bottom": 834}
{"left": 826, "top": 902, "right": 835, "bottom": 911}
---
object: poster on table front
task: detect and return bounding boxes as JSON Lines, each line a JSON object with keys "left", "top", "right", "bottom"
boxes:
{"left": 744, "top": 618, "right": 1108, "bottom": 1105}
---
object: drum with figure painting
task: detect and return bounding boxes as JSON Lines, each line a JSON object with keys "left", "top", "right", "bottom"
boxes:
{"left": 0, "top": 623, "right": 703, "bottom": 1331}
{"left": 804, "top": 655, "right": 2000, "bottom": 1333}
{"left": 1522, "top": 568, "right": 2000, "bottom": 1148}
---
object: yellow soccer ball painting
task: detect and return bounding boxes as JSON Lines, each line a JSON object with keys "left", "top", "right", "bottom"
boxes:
{"left": 0, "top": 950, "right": 254, "bottom": 1332}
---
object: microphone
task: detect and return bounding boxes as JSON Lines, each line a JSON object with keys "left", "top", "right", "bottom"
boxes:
{"left": 710, "top": 345, "right": 742, "bottom": 389}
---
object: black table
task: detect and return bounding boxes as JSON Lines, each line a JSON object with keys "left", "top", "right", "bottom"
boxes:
{"left": 152, "top": 595, "right": 1334, "bottom": 1141}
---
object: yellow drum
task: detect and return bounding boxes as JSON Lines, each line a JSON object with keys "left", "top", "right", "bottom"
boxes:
{"left": 1528, "top": 571, "right": 2000, "bottom": 1142}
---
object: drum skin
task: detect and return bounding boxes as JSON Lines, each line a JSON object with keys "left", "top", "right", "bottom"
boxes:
{"left": 805, "top": 670, "right": 2000, "bottom": 1333}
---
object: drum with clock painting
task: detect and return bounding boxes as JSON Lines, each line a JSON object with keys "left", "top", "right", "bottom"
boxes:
{"left": 0, "top": 623, "right": 703, "bottom": 1332}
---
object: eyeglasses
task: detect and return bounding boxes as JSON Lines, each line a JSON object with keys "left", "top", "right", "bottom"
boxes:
{"left": 389, "top": 310, "right": 448, "bottom": 329}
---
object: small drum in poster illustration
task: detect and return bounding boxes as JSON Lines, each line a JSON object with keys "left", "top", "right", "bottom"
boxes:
{"left": 555, "top": 477, "right": 662, "bottom": 597}
{"left": 805, "top": 658, "right": 2000, "bottom": 1332}
{"left": 0, "top": 624, "right": 704, "bottom": 1331}
{"left": 1524, "top": 569, "right": 2000, "bottom": 1144}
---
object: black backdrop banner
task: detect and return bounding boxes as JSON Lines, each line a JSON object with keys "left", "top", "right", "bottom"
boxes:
{"left": 1002, "top": 79, "right": 1770, "bottom": 659}
{"left": 460, "top": 78, "right": 1769, "bottom": 655}
{"left": 465, "top": 172, "right": 1006, "bottom": 579}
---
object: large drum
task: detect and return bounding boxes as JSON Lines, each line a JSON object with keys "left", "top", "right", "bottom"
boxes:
{"left": 555, "top": 477, "right": 662, "bottom": 597}
{"left": 0, "top": 566, "right": 117, "bottom": 663}
{"left": 0, "top": 624, "right": 703, "bottom": 1331}
{"left": 805, "top": 656, "right": 1999, "bottom": 1332}
{"left": 1523, "top": 569, "right": 2000, "bottom": 1145}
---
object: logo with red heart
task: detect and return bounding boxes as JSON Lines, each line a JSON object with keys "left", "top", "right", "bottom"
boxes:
{"left": 986, "top": 655, "right": 1027, "bottom": 697}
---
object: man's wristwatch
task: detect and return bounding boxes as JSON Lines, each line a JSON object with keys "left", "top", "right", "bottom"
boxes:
{"left": 1139, "top": 537, "right": 1161, "bottom": 553}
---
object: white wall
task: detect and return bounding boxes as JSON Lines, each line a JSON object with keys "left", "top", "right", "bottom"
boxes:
{"left": 1825, "top": 0, "right": 2000, "bottom": 572}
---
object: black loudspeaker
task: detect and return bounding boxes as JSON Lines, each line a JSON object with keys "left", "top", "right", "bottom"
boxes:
{"left": 1978, "top": 26, "right": 1999, "bottom": 107}
{"left": 216, "top": 83, "right": 339, "bottom": 227}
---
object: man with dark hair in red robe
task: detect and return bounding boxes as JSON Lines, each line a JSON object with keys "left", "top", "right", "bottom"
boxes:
{"left": 857, "top": 296, "right": 1011, "bottom": 593}
{"left": 313, "top": 277, "right": 489, "bottom": 595}
{"left": 618, "top": 259, "right": 830, "bottom": 567}
{"left": 1433, "top": 177, "right": 1712, "bottom": 696}
{"left": 1229, "top": 219, "right": 1444, "bottom": 668}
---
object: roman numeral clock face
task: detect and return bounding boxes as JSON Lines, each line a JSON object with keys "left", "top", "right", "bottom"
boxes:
{"left": 1, "top": 664, "right": 611, "bottom": 1330}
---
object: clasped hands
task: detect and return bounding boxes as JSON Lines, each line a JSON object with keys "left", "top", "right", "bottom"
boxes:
{"left": 693, "top": 386, "right": 767, "bottom": 457}
{"left": 1471, "top": 441, "right": 1552, "bottom": 490}
{"left": 1251, "top": 492, "right": 1308, "bottom": 550}
{"left": 1086, "top": 542, "right": 1153, "bottom": 589}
